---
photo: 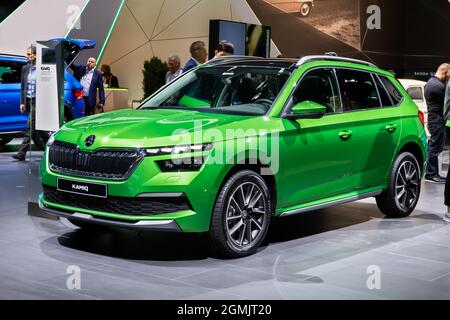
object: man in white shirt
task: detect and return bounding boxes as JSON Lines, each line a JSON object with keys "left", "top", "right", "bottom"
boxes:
{"left": 72, "top": 57, "right": 105, "bottom": 116}
{"left": 165, "top": 55, "right": 183, "bottom": 84}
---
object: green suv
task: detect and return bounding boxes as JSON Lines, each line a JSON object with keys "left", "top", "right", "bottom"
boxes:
{"left": 39, "top": 55, "right": 427, "bottom": 258}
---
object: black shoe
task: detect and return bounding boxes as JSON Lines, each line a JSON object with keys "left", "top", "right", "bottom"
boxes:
{"left": 424, "top": 175, "right": 446, "bottom": 183}
{"left": 12, "top": 154, "right": 25, "bottom": 161}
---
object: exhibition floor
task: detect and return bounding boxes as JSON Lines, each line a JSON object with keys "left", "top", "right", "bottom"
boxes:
{"left": 1, "top": 139, "right": 450, "bottom": 299}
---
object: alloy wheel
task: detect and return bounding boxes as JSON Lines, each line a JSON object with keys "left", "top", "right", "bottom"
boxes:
{"left": 225, "top": 182, "right": 267, "bottom": 250}
{"left": 395, "top": 160, "right": 419, "bottom": 212}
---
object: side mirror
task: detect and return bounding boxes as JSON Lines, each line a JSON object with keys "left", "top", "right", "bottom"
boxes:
{"left": 283, "top": 100, "right": 327, "bottom": 120}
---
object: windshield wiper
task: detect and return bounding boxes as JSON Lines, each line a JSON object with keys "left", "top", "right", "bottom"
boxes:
{"left": 141, "top": 106, "right": 198, "bottom": 111}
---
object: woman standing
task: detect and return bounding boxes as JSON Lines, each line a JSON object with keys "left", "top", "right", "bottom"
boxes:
{"left": 100, "top": 64, "right": 119, "bottom": 88}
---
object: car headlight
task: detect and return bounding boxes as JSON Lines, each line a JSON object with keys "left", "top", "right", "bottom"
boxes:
{"left": 144, "top": 143, "right": 212, "bottom": 156}
{"left": 47, "top": 133, "right": 56, "bottom": 147}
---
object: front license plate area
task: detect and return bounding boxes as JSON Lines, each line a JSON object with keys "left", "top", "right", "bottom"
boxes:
{"left": 57, "top": 178, "right": 107, "bottom": 198}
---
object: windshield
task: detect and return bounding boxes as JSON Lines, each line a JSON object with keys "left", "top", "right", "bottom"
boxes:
{"left": 140, "top": 65, "right": 291, "bottom": 116}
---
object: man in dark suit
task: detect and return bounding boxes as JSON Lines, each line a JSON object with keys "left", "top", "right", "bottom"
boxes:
{"left": 424, "top": 63, "right": 448, "bottom": 183}
{"left": 71, "top": 57, "right": 105, "bottom": 116}
{"left": 13, "top": 45, "right": 37, "bottom": 161}
{"left": 183, "top": 41, "right": 207, "bottom": 73}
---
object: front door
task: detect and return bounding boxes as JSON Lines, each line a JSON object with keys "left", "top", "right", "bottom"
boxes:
{"left": 281, "top": 68, "right": 355, "bottom": 207}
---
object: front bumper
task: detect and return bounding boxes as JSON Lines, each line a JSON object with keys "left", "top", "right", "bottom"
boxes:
{"left": 38, "top": 196, "right": 181, "bottom": 231}
{"left": 40, "top": 145, "right": 231, "bottom": 233}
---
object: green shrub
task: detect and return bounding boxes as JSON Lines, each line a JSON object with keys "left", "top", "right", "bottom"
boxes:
{"left": 142, "top": 57, "right": 168, "bottom": 99}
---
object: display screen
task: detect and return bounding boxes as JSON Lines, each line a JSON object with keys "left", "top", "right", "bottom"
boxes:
{"left": 41, "top": 48, "right": 56, "bottom": 65}
{"left": 209, "top": 20, "right": 271, "bottom": 58}
{"left": 246, "top": 24, "right": 271, "bottom": 58}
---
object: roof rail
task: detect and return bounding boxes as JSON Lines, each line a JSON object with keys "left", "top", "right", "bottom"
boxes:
{"left": 206, "top": 55, "right": 263, "bottom": 64}
{"left": 0, "top": 53, "right": 26, "bottom": 59}
{"left": 296, "top": 55, "right": 377, "bottom": 68}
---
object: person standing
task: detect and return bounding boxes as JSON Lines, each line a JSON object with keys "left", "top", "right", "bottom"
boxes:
{"left": 13, "top": 45, "right": 37, "bottom": 161}
{"left": 72, "top": 57, "right": 105, "bottom": 116}
{"left": 424, "top": 63, "right": 449, "bottom": 183}
{"left": 183, "top": 41, "right": 207, "bottom": 73}
{"left": 214, "top": 40, "right": 234, "bottom": 58}
{"left": 165, "top": 55, "right": 182, "bottom": 84}
{"left": 100, "top": 64, "right": 119, "bottom": 88}
{"left": 443, "top": 66, "right": 450, "bottom": 222}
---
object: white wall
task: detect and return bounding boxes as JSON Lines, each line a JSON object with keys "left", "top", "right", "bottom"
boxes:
{"left": 0, "top": 0, "right": 88, "bottom": 55}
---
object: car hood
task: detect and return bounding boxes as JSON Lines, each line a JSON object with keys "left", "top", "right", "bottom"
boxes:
{"left": 56, "top": 108, "right": 263, "bottom": 149}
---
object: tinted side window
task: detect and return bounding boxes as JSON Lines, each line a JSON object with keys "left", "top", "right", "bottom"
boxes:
{"left": 291, "top": 69, "right": 341, "bottom": 114}
{"left": 374, "top": 75, "right": 393, "bottom": 107}
{"left": 407, "top": 87, "right": 423, "bottom": 102}
{"left": 379, "top": 76, "right": 403, "bottom": 105}
{"left": 337, "top": 69, "right": 381, "bottom": 111}
{"left": 0, "top": 60, "right": 23, "bottom": 84}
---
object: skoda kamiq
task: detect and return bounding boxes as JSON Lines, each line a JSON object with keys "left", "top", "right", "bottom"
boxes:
{"left": 39, "top": 55, "right": 427, "bottom": 258}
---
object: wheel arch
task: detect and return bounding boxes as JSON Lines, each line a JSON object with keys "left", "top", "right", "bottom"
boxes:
{"left": 396, "top": 140, "right": 426, "bottom": 176}
{"left": 214, "top": 160, "right": 278, "bottom": 216}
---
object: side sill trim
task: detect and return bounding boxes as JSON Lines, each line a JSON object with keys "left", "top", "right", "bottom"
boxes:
{"left": 280, "top": 190, "right": 383, "bottom": 217}
{"left": 38, "top": 200, "right": 181, "bottom": 232}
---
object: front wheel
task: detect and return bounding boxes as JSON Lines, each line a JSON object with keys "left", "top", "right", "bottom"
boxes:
{"left": 376, "top": 152, "right": 421, "bottom": 217}
{"left": 208, "top": 170, "right": 271, "bottom": 258}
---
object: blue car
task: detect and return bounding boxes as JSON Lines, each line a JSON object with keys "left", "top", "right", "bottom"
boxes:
{"left": 0, "top": 38, "right": 96, "bottom": 148}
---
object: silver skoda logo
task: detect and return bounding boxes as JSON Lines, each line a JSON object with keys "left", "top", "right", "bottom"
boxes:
{"left": 85, "top": 135, "right": 95, "bottom": 147}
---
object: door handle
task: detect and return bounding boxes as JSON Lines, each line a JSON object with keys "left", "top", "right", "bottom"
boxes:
{"left": 339, "top": 130, "right": 352, "bottom": 140}
{"left": 386, "top": 124, "right": 397, "bottom": 133}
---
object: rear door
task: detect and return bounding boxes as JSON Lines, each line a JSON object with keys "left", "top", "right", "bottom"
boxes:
{"left": 0, "top": 58, "right": 27, "bottom": 132}
{"left": 336, "top": 68, "right": 402, "bottom": 189}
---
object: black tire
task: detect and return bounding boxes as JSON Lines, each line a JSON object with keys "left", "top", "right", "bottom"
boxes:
{"left": 299, "top": 3, "right": 311, "bottom": 17}
{"left": 376, "top": 152, "right": 421, "bottom": 217}
{"left": 68, "top": 218, "right": 109, "bottom": 231}
{"left": 208, "top": 170, "right": 271, "bottom": 258}
{"left": 0, "top": 137, "right": 13, "bottom": 146}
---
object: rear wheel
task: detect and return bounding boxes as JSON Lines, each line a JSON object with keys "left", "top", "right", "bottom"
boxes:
{"left": 0, "top": 137, "right": 13, "bottom": 146}
{"left": 208, "top": 170, "right": 271, "bottom": 258}
{"left": 299, "top": 3, "right": 311, "bottom": 17}
{"left": 376, "top": 152, "right": 421, "bottom": 217}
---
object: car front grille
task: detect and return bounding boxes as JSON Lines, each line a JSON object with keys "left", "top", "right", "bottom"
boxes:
{"left": 42, "top": 185, "right": 192, "bottom": 216}
{"left": 48, "top": 141, "right": 142, "bottom": 180}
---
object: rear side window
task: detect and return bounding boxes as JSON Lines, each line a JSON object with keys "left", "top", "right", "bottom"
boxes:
{"left": 0, "top": 60, "right": 23, "bottom": 84}
{"left": 379, "top": 76, "right": 403, "bottom": 105}
{"left": 407, "top": 87, "right": 423, "bottom": 102}
{"left": 374, "top": 75, "right": 393, "bottom": 107}
{"left": 336, "top": 69, "right": 381, "bottom": 111}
